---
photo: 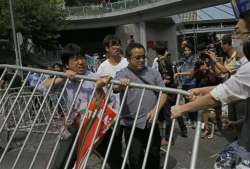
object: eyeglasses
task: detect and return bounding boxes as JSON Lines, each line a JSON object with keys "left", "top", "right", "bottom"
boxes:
{"left": 132, "top": 55, "right": 146, "bottom": 60}
{"left": 110, "top": 45, "right": 121, "bottom": 49}
{"left": 232, "top": 31, "right": 250, "bottom": 38}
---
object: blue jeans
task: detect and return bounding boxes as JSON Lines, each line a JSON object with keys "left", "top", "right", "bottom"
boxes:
{"left": 214, "top": 141, "right": 250, "bottom": 169}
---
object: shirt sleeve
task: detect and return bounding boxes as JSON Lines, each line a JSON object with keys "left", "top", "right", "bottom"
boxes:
{"left": 210, "top": 63, "right": 250, "bottom": 104}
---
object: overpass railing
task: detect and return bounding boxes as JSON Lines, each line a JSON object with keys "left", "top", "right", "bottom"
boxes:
{"left": 66, "top": 0, "right": 162, "bottom": 18}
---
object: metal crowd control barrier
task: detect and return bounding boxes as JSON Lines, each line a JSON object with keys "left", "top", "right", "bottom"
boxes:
{"left": 0, "top": 64, "right": 203, "bottom": 169}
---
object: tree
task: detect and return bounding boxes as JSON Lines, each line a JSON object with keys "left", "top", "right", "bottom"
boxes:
{"left": 0, "top": 0, "right": 66, "bottom": 49}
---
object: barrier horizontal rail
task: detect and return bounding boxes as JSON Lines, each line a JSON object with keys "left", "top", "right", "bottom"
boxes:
{"left": 0, "top": 64, "right": 190, "bottom": 96}
{"left": 0, "top": 64, "right": 204, "bottom": 169}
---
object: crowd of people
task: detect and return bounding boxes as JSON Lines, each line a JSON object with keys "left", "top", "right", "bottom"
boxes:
{"left": 1, "top": 10, "right": 250, "bottom": 169}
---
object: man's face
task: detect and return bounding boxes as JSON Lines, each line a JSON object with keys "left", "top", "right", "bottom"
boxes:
{"left": 221, "top": 43, "right": 230, "bottom": 53}
{"left": 54, "top": 65, "right": 61, "bottom": 72}
{"left": 183, "top": 47, "right": 192, "bottom": 57}
{"left": 235, "top": 18, "right": 249, "bottom": 39}
{"left": 181, "top": 40, "right": 187, "bottom": 49}
{"left": 67, "top": 56, "right": 86, "bottom": 74}
{"left": 105, "top": 42, "right": 121, "bottom": 58}
{"left": 129, "top": 48, "right": 146, "bottom": 71}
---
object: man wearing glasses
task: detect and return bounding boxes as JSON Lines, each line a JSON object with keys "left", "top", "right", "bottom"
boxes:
{"left": 113, "top": 42, "right": 167, "bottom": 169}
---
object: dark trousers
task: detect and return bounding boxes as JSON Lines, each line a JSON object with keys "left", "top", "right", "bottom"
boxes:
{"left": 123, "top": 125, "right": 161, "bottom": 169}
{"left": 228, "top": 100, "right": 247, "bottom": 122}
{"left": 52, "top": 124, "right": 77, "bottom": 169}
{"left": 96, "top": 126, "right": 125, "bottom": 169}
{"left": 159, "top": 97, "right": 187, "bottom": 140}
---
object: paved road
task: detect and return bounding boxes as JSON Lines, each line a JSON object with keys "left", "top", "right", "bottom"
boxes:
{"left": 0, "top": 125, "right": 235, "bottom": 169}
{"left": 160, "top": 126, "right": 235, "bottom": 169}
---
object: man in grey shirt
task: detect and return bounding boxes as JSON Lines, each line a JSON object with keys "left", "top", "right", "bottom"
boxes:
{"left": 113, "top": 43, "right": 167, "bottom": 169}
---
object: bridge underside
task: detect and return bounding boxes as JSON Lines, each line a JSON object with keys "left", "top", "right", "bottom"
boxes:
{"left": 64, "top": 0, "right": 230, "bottom": 30}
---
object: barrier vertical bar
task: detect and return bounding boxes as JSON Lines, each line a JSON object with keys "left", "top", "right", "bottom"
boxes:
{"left": 190, "top": 110, "right": 202, "bottom": 169}
{"left": 142, "top": 91, "right": 163, "bottom": 169}
{"left": 28, "top": 79, "right": 70, "bottom": 169}
{"left": 0, "top": 72, "right": 42, "bottom": 164}
{"left": 163, "top": 94, "right": 181, "bottom": 169}
{"left": 121, "top": 88, "right": 146, "bottom": 169}
{"left": 11, "top": 76, "right": 56, "bottom": 169}
{"left": 0, "top": 69, "right": 18, "bottom": 107}
{"left": 101, "top": 86, "right": 129, "bottom": 169}
{"left": 80, "top": 84, "right": 114, "bottom": 169}
{"left": 45, "top": 79, "right": 85, "bottom": 169}
{"left": 63, "top": 85, "right": 97, "bottom": 169}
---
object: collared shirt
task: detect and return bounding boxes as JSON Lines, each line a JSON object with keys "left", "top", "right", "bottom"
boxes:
{"left": 115, "top": 67, "right": 165, "bottom": 129}
{"left": 210, "top": 61, "right": 250, "bottom": 104}
{"left": 177, "top": 55, "right": 197, "bottom": 87}
{"left": 210, "top": 61, "right": 250, "bottom": 151}
{"left": 38, "top": 71, "right": 97, "bottom": 121}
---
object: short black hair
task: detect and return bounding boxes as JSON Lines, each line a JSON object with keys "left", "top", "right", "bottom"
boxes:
{"left": 103, "top": 34, "right": 121, "bottom": 49}
{"left": 125, "top": 42, "right": 145, "bottom": 59}
{"left": 243, "top": 38, "right": 250, "bottom": 61}
{"left": 222, "top": 34, "right": 232, "bottom": 46}
{"left": 154, "top": 42, "right": 167, "bottom": 55}
{"left": 61, "top": 43, "right": 82, "bottom": 66}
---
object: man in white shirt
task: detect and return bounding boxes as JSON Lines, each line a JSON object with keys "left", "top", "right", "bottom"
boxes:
{"left": 171, "top": 12, "right": 250, "bottom": 169}
{"left": 96, "top": 34, "right": 128, "bottom": 169}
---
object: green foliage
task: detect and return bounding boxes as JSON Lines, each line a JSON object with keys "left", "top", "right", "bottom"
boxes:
{"left": 0, "top": 0, "right": 66, "bottom": 49}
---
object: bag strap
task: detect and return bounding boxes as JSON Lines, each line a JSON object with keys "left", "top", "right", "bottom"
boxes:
{"left": 127, "top": 66, "right": 158, "bottom": 96}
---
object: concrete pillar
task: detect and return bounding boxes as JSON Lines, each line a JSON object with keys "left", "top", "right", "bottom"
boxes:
{"left": 139, "top": 22, "right": 147, "bottom": 49}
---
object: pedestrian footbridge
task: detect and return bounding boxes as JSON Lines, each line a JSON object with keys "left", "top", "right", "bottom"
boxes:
{"left": 64, "top": 0, "right": 230, "bottom": 29}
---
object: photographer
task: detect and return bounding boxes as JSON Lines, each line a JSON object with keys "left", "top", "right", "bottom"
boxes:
{"left": 206, "top": 34, "right": 239, "bottom": 76}
{"left": 193, "top": 61, "right": 221, "bottom": 138}
{"left": 171, "top": 12, "right": 250, "bottom": 169}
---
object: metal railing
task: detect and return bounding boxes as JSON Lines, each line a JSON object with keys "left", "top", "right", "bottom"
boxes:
{"left": 0, "top": 64, "right": 204, "bottom": 169}
{"left": 66, "top": 0, "right": 163, "bottom": 18}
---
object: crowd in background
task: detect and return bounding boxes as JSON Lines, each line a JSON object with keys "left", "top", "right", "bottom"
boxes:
{"left": 1, "top": 12, "right": 250, "bottom": 169}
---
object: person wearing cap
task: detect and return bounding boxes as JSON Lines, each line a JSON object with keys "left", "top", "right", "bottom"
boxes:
{"left": 171, "top": 12, "right": 250, "bottom": 169}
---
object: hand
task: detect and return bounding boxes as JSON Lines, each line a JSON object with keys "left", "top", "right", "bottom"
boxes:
{"left": 112, "top": 78, "right": 130, "bottom": 92}
{"left": 207, "top": 51, "right": 217, "bottom": 60}
{"left": 186, "top": 94, "right": 198, "bottom": 102}
{"left": 163, "top": 79, "right": 171, "bottom": 85}
{"left": 223, "top": 119, "right": 234, "bottom": 129}
{"left": 120, "top": 78, "right": 130, "bottom": 86}
{"left": 188, "top": 87, "right": 207, "bottom": 97}
{"left": 101, "top": 75, "right": 112, "bottom": 85}
{"left": 66, "top": 70, "right": 77, "bottom": 80}
{"left": 174, "top": 73, "right": 180, "bottom": 79}
{"left": 171, "top": 105, "right": 185, "bottom": 119}
{"left": 146, "top": 109, "right": 157, "bottom": 123}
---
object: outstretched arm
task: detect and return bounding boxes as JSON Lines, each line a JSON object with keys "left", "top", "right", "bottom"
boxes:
{"left": 171, "top": 93, "right": 216, "bottom": 119}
